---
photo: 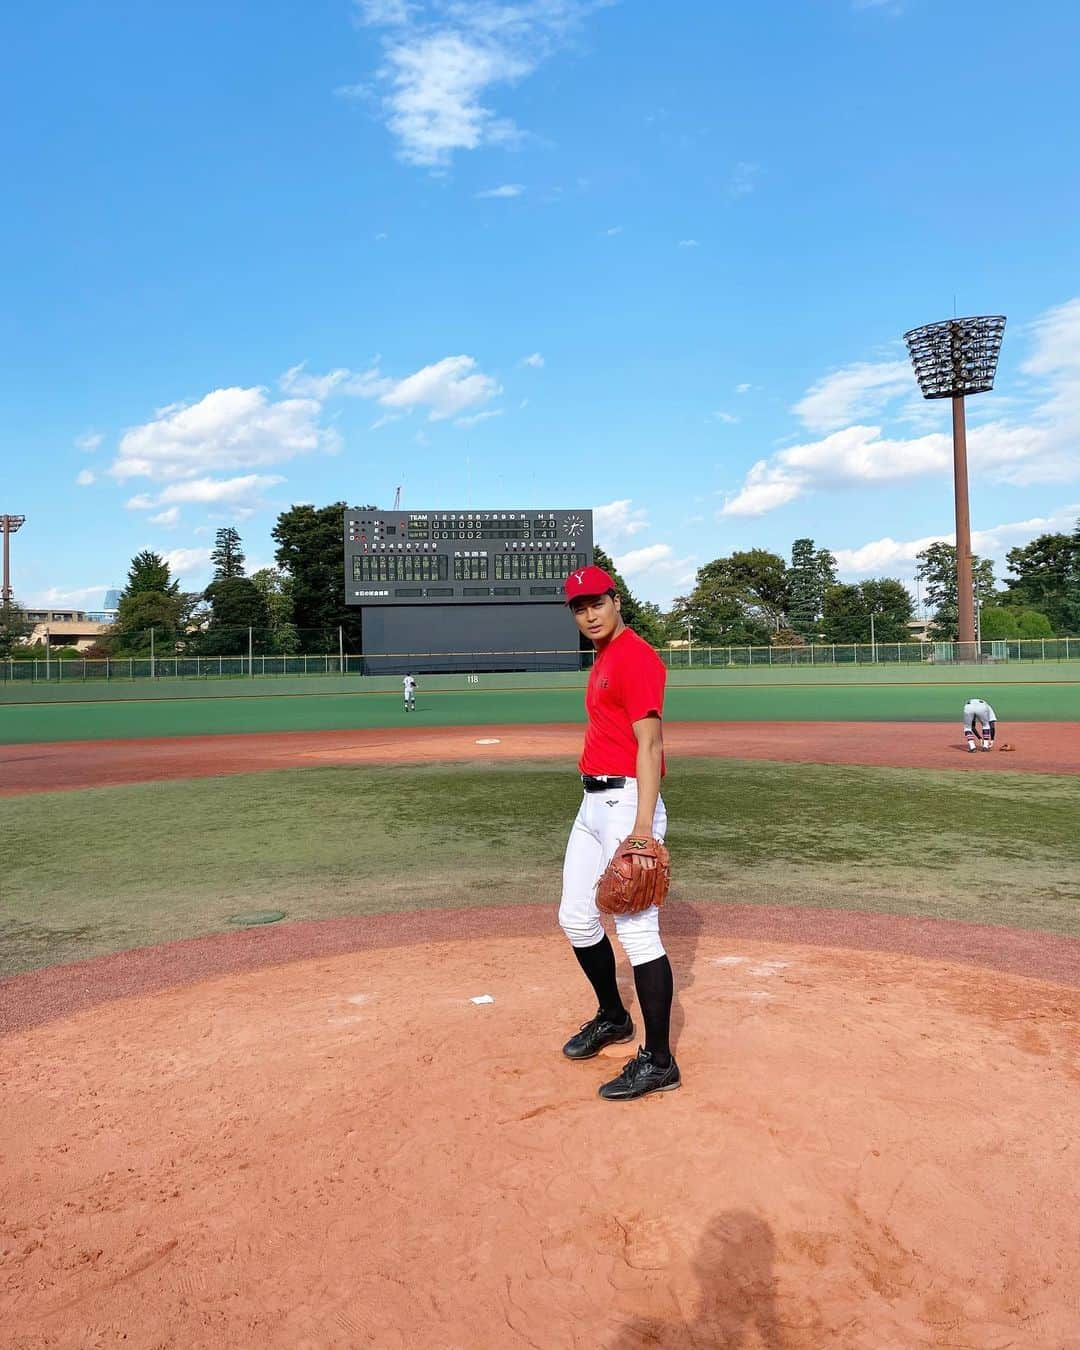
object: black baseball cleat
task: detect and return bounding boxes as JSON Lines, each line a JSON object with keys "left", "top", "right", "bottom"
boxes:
{"left": 598, "top": 1047, "right": 681, "bottom": 1101}
{"left": 562, "top": 1010, "right": 635, "bottom": 1060}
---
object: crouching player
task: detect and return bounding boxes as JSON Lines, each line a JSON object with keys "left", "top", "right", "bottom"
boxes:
{"left": 963, "top": 696, "right": 998, "bottom": 752}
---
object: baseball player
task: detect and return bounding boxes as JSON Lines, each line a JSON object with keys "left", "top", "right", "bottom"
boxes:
{"left": 402, "top": 672, "right": 417, "bottom": 713}
{"left": 558, "top": 564, "right": 680, "bottom": 1101}
{"left": 963, "top": 695, "right": 998, "bottom": 751}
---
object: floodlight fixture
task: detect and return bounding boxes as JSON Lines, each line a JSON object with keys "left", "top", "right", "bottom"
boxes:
{"left": 903, "top": 316, "right": 1006, "bottom": 651}
{"left": 904, "top": 315, "right": 1006, "bottom": 400}
{"left": 1, "top": 514, "right": 26, "bottom": 604}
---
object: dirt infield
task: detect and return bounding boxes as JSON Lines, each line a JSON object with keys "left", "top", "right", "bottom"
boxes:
{"left": 4, "top": 924, "right": 1078, "bottom": 1347}
{"left": 2, "top": 719, "right": 1077, "bottom": 795}
{"left": 5, "top": 721, "right": 1079, "bottom": 1344}
{"left": 3, "top": 903, "right": 1079, "bottom": 1039}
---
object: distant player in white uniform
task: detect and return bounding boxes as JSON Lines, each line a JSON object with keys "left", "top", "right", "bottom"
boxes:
{"left": 963, "top": 696, "right": 998, "bottom": 751}
{"left": 402, "top": 673, "right": 417, "bottom": 713}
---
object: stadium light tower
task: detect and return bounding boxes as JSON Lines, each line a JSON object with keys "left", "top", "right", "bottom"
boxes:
{"left": 903, "top": 316, "right": 1006, "bottom": 650}
{"left": 1, "top": 514, "right": 26, "bottom": 604}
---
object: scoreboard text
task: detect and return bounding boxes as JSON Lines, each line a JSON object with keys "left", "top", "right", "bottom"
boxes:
{"left": 344, "top": 508, "right": 594, "bottom": 605}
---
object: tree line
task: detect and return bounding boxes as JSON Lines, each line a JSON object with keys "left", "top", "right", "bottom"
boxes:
{"left": 1, "top": 505, "right": 1076, "bottom": 660}
{"left": 605, "top": 520, "right": 1079, "bottom": 648}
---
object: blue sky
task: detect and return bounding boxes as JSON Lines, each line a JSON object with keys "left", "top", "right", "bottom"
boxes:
{"left": 4, "top": 0, "right": 1079, "bottom": 611}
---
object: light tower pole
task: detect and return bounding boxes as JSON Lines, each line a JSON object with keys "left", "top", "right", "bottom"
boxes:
{"left": 904, "top": 317, "right": 1005, "bottom": 654}
{"left": 1, "top": 515, "right": 26, "bottom": 604}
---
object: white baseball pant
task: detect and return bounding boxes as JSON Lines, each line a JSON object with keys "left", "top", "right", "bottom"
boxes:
{"left": 558, "top": 777, "right": 667, "bottom": 967}
{"left": 963, "top": 713, "right": 996, "bottom": 740}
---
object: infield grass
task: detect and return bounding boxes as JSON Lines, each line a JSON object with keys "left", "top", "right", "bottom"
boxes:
{"left": 2, "top": 760, "right": 1078, "bottom": 975}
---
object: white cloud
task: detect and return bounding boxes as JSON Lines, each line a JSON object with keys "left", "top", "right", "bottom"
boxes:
{"left": 379, "top": 32, "right": 526, "bottom": 167}
{"left": 613, "top": 543, "right": 697, "bottom": 593}
{"left": 381, "top": 354, "right": 500, "bottom": 420}
{"left": 593, "top": 498, "right": 649, "bottom": 543}
{"left": 719, "top": 461, "right": 804, "bottom": 517}
{"left": 521, "top": 351, "right": 545, "bottom": 368}
{"left": 614, "top": 543, "right": 674, "bottom": 574}
{"left": 1018, "top": 296, "right": 1080, "bottom": 480}
{"left": 455, "top": 408, "right": 503, "bottom": 427}
{"left": 720, "top": 297, "right": 1080, "bottom": 517}
{"left": 355, "top": 1, "right": 608, "bottom": 169}
{"left": 1022, "top": 298, "right": 1080, "bottom": 380}
{"left": 111, "top": 386, "right": 337, "bottom": 483}
{"left": 735, "top": 383, "right": 752, "bottom": 395}
{"left": 126, "top": 474, "right": 284, "bottom": 513}
{"left": 280, "top": 363, "right": 371, "bottom": 401}
{"left": 972, "top": 504, "right": 1080, "bottom": 556}
{"left": 149, "top": 507, "right": 181, "bottom": 528}
{"left": 678, "top": 239, "right": 699, "bottom": 248}
{"left": 779, "top": 424, "right": 949, "bottom": 481}
{"left": 793, "top": 359, "right": 913, "bottom": 433}
{"left": 75, "top": 469, "right": 95, "bottom": 486}
{"left": 729, "top": 161, "right": 761, "bottom": 197}
{"left": 27, "top": 585, "right": 112, "bottom": 608}
{"left": 712, "top": 411, "right": 738, "bottom": 425}
{"left": 161, "top": 548, "right": 212, "bottom": 581}
{"left": 157, "top": 475, "right": 284, "bottom": 505}
{"left": 833, "top": 531, "right": 951, "bottom": 576}
{"left": 833, "top": 504, "right": 1080, "bottom": 580}
{"left": 604, "top": 225, "right": 623, "bottom": 236}
{"left": 475, "top": 183, "right": 525, "bottom": 198}
{"left": 357, "top": 0, "right": 414, "bottom": 22}
{"left": 75, "top": 431, "right": 103, "bottom": 452}
{"left": 282, "top": 353, "right": 500, "bottom": 422}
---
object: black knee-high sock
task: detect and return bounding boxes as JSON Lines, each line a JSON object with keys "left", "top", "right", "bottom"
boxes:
{"left": 572, "top": 936, "right": 625, "bottom": 1022}
{"left": 633, "top": 955, "right": 674, "bottom": 1065}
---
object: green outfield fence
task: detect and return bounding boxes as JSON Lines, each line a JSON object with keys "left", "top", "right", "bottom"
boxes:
{"left": 3, "top": 636, "right": 1077, "bottom": 683}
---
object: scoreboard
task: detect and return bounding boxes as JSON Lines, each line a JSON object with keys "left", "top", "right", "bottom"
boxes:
{"left": 344, "top": 508, "right": 594, "bottom": 606}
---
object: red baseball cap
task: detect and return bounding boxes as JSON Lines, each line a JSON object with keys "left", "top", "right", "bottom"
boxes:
{"left": 563, "top": 564, "right": 615, "bottom": 601}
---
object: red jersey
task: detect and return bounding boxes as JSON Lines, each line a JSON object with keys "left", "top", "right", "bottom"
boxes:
{"left": 579, "top": 627, "right": 667, "bottom": 777}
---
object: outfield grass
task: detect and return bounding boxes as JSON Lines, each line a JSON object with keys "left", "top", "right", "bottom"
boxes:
{"left": 2, "top": 760, "right": 1077, "bottom": 975}
{"left": 1, "top": 677, "right": 1079, "bottom": 743}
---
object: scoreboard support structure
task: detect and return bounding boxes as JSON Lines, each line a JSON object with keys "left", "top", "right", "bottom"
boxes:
{"left": 344, "top": 508, "right": 595, "bottom": 675}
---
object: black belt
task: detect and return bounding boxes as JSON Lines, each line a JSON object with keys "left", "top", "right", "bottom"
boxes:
{"left": 582, "top": 775, "right": 627, "bottom": 792}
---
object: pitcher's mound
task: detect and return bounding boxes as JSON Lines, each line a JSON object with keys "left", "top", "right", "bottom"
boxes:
{"left": 4, "top": 934, "right": 1078, "bottom": 1347}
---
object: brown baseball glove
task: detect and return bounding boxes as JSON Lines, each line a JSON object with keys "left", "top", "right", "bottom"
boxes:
{"left": 596, "top": 836, "right": 671, "bottom": 915}
{"left": 999, "top": 742, "right": 1016, "bottom": 751}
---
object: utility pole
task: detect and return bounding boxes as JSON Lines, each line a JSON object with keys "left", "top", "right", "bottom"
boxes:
{"left": 1, "top": 515, "right": 26, "bottom": 604}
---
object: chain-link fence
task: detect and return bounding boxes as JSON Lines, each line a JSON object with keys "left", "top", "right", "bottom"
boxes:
{"left": 3, "top": 634, "right": 1076, "bottom": 682}
{"left": 662, "top": 638, "right": 1077, "bottom": 668}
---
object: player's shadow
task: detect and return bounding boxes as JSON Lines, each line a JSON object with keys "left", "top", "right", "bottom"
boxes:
{"left": 606, "top": 1209, "right": 788, "bottom": 1350}
{"left": 665, "top": 899, "right": 704, "bottom": 1056}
